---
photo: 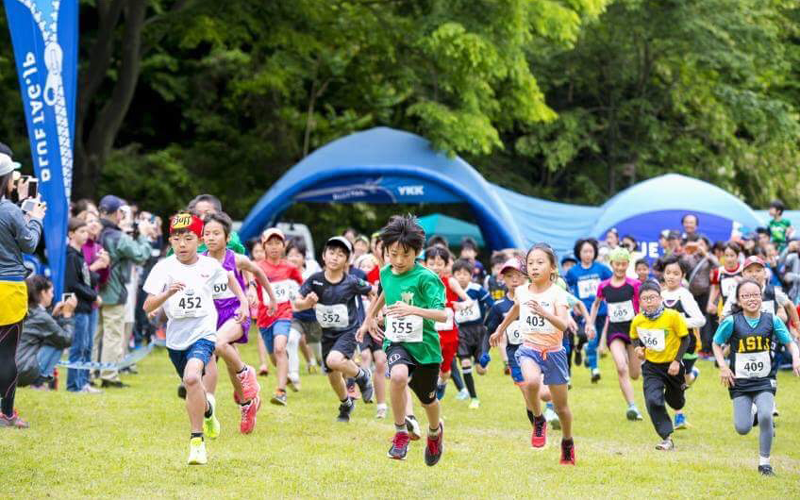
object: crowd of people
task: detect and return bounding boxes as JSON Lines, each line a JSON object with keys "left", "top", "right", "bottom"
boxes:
{"left": 1, "top": 142, "right": 799, "bottom": 474}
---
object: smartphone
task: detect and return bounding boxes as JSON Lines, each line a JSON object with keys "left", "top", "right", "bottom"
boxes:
{"left": 20, "top": 198, "right": 37, "bottom": 213}
{"left": 61, "top": 292, "right": 76, "bottom": 303}
{"left": 27, "top": 178, "right": 38, "bottom": 198}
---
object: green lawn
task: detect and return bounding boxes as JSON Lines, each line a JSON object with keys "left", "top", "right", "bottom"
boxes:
{"left": 3, "top": 340, "right": 800, "bottom": 499}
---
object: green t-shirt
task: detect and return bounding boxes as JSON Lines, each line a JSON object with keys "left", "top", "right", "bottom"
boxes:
{"left": 768, "top": 218, "right": 792, "bottom": 246}
{"left": 380, "top": 263, "right": 445, "bottom": 365}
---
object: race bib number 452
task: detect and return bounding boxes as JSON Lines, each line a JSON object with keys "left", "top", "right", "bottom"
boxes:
{"left": 171, "top": 291, "right": 207, "bottom": 319}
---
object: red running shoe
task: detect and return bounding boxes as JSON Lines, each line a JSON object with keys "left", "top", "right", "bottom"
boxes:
{"left": 387, "top": 432, "right": 410, "bottom": 460}
{"left": 560, "top": 438, "right": 576, "bottom": 465}
{"left": 531, "top": 416, "right": 547, "bottom": 449}
{"left": 239, "top": 395, "right": 261, "bottom": 434}
{"left": 424, "top": 421, "right": 444, "bottom": 467}
{"left": 237, "top": 365, "right": 260, "bottom": 400}
{"left": 0, "top": 410, "right": 29, "bottom": 429}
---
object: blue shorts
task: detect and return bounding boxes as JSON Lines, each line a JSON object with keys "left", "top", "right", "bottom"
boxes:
{"left": 514, "top": 345, "right": 570, "bottom": 386}
{"left": 506, "top": 344, "right": 524, "bottom": 385}
{"left": 168, "top": 338, "right": 216, "bottom": 378}
{"left": 259, "top": 320, "right": 292, "bottom": 354}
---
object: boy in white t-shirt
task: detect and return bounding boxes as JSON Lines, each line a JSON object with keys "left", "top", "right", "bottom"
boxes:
{"left": 143, "top": 212, "right": 247, "bottom": 465}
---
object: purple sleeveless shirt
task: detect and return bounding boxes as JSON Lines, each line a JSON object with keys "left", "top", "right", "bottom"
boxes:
{"left": 204, "top": 248, "right": 251, "bottom": 343}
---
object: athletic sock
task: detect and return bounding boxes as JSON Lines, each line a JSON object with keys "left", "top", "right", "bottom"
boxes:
{"left": 428, "top": 425, "right": 441, "bottom": 437}
{"left": 534, "top": 414, "right": 545, "bottom": 424}
{"left": 341, "top": 397, "right": 353, "bottom": 406}
{"left": 191, "top": 432, "right": 204, "bottom": 441}
{"left": 395, "top": 424, "right": 408, "bottom": 434}
{"left": 759, "top": 456, "right": 770, "bottom": 466}
{"left": 462, "top": 368, "right": 477, "bottom": 398}
{"left": 546, "top": 402, "right": 555, "bottom": 411}
{"left": 237, "top": 365, "right": 248, "bottom": 375}
{"left": 526, "top": 409, "right": 535, "bottom": 425}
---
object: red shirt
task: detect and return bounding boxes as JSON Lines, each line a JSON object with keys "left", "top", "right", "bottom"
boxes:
{"left": 257, "top": 259, "right": 303, "bottom": 328}
{"left": 437, "top": 274, "right": 460, "bottom": 342}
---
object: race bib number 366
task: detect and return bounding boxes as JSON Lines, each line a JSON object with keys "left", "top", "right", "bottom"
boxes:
{"left": 636, "top": 328, "right": 666, "bottom": 351}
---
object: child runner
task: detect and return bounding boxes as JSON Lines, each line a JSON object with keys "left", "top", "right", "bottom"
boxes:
{"left": 656, "top": 254, "right": 705, "bottom": 430}
{"left": 202, "top": 212, "right": 276, "bottom": 435}
{"left": 589, "top": 247, "right": 644, "bottom": 420}
{"left": 286, "top": 237, "right": 321, "bottom": 388}
{"left": 630, "top": 281, "right": 689, "bottom": 451}
{"left": 257, "top": 228, "right": 304, "bottom": 406}
{"left": 357, "top": 215, "right": 446, "bottom": 465}
{"left": 484, "top": 251, "right": 511, "bottom": 374}
{"left": 423, "top": 246, "right": 474, "bottom": 401}
{"left": 565, "top": 238, "right": 611, "bottom": 383}
{"left": 707, "top": 242, "right": 743, "bottom": 318}
{"left": 490, "top": 244, "right": 576, "bottom": 465}
{"left": 359, "top": 237, "right": 389, "bottom": 418}
{"left": 459, "top": 237, "right": 486, "bottom": 284}
{"left": 635, "top": 259, "right": 651, "bottom": 283}
{"left": 712, "top": 279, "right": 800, "bottom": 476}
{"left": 250, "top": 241, "right": 271, "bottom": 376}
{"left": 142, "top": 213, "right": 239, "bottom": 464}
{"left": 294, "top": 236, "right": 374, "bottom": 422}
{"left": 452, "top": 258, "right": 494, "bottom": 408}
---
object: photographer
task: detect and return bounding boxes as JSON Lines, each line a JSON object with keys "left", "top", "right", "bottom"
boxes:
{"left": 780, "top": 239, "right": 800, "bottom": 304}
{"left": 0, "top": 149, "right": 46, "bottom": 428}
{"left": 96, "top": 195, "right": 155, "bottom": 388}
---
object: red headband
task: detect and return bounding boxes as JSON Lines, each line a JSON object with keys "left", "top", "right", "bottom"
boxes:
{"left": 170, "top": 213, "right": 204, "bottom": 238}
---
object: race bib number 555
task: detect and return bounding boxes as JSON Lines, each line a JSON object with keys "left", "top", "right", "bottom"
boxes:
{"left": 385, "top": 315, "right": 423, "bottom": 343}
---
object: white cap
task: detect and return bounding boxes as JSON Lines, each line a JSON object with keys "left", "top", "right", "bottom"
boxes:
{"left": 0, "top": 153, "right": 21, "bottom": 177}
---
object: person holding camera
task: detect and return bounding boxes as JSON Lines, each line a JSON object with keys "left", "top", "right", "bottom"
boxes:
{"left": 0, "top": 148, "right": 46, "bottom": 428}
{"left": 96, "top": 195, "right": 155, "bottom": 388}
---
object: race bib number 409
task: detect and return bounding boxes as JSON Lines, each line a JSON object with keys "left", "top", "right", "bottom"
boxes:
{"left": 735, "top": 351, "right": 771, "bottom": 379}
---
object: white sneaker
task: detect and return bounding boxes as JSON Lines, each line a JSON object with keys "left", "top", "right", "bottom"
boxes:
{"left": 655, "top": 438, "right": 674, "bottom": 451}
{"left": 544, "top": 407, "right": 560, "bottom": 430}
{"left": 80, "top": 384, "right": 103, "bottom": 394}
{"left": 376, "top": 404, "right": 388, "bottom": 419}
{"left": 455, "top": 388, "right": 470, "bottom": 401}
{"left": 469, "top": 398, "right": 480, "bottom": 409}
{"left": 405, "top": 416, "right": 422, "bottom": 441}
{"left": 187, "top": 437, "right": 207, "bottom": 465}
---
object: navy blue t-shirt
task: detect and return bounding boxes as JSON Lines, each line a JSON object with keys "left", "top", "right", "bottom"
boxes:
{"left": 298, "top": 271, "right": 372, "bottom": 335}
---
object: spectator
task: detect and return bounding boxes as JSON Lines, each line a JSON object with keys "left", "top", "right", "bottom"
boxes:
{"left": 64, "top": 217, "right": 102, "bottom": 393}
{"left": 679, "top": 234, "right": 719, "bottom": 354}
{"left": 598, "top": 227, "right": 620, "bottom": 264}
{"left": 781, "top": 239, "right": 800, "bottom": 304}
{"left": 460, "top": 237, "right": 486, "bottom": 283}
{"left": 0, "top": 151, "right": 45, "bottom": 428}
{"left": 681, "top": 214, "right": 699, "bottom": 240}
{"left": 187, "top": 194, "right": 246, "bottom": 254}
{"left": 664, "top": 230, "right": 682, "bottom": 256}
{"left": 342, "top": 227, "right": 358, "bottom": 244}
{"left": 16, "top": 275, "right": 75, "bottom": 390}
{"left": 96, "top": 195, "right": 154, "bottom": 388}
{"left": 768, "top": 199, "right": 793, "bottom": 252}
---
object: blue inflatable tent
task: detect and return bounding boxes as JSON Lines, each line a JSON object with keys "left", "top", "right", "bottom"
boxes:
{"left": 241, "top": 127, "right": 778, "bottom": 259}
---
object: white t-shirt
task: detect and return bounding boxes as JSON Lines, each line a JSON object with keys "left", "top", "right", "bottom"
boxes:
{"left": 515, "top": 283, "right": 569, "bottom": 348}
{"left": 143, "top": 255, "right": 227, "bottom": 350}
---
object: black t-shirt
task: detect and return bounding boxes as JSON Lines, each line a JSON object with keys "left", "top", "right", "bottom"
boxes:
{"left": 299, "top": 271, "right": 372, "bottom": 335}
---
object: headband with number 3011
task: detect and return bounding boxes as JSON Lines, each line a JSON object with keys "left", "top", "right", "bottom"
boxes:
{"left": 170, "top": 212, "right": 204, "bottom": 238}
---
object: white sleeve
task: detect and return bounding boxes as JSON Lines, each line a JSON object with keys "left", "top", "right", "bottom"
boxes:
{"left": 776, "top": 289, "right": 790, "bottom": 307}
{"left": 680, "top": 288, "right": 706, "bottom": 328}
{"left": 143, "top": 260, "right": 167, "bottom": 296}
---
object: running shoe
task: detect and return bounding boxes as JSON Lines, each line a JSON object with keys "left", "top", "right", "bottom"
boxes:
{"left": 187, "top": 437, "right": 207, "bottom": 465}
{"left": 674, "top": 413, "right": 688, "bottom": 430}
{"left": 424, "top": 421, "right": 444, "bottom": 467}
{"left": 758, "top": 464, "right": 775, "bottom": 477}
{"left": 337, "top": 398, "right": 355, "bottom": 423}
{"left": 436, "top": 384, "right": 447, "bottom": 401}
{"left": 271, "top": 390, "right": 287, "bottom": 406}
{"left": 203, "top": 395, "right": 220, "bottom": 439}
{"left": 287, "top": 375, "right": 301, "bottom": 393}
{"left": 239, "top": 395, "right": 261, "bottom": 434}
{"left": 356, "top": 368, "right": 374, "bottom": 403}
{"left": 79, "top": 384, "right": 103, "bottom": 394}
{"left": 455, "top": 388, "right": 470, "bottom": 401}
{"left": 405, "top": 416, "right": 422, "bottom": 441}
{"left": 0, "top": 410, "right": 29, "bottom": 429}
{"left": 690, "top": 366, "right": 700, "bottom": 383}
{"left": 655, "top": 438, "right": 674, "bottom": 451}
{"left": 531, "top": 416, "right": 547, "bottom": 449}
{"left": 773, "top": 402, "right": 779, "bottom": 418}
{"left": 388, "top": 432, "right": 410, "bottom": 460}
{"left": 591, "top": 368, "right": 601, "bottom": 384}
{"left": 237, "top": 365, "right": 260, "bottom": 400}
{"left": 376, "top": 404, "right": 388, "bottom": 419}
{"left": 307, "top": 363, "right": 319, "bottom": 374}
{"left": 178, "top": 383, "right": 187, "bottom": 399}
{"left": 559, "top": 438, "right": 576, "bottom": 465}
{"left": 544, "top": 406, "right": 560, "bottom": 430}
{"left": 574, "top": 348, "right": 583, "bottom": 367}
{"left": 469, "top": 398, "right": 481, "bottom": 409}
{"left": 626, "top": 405, "right": 643, "bottom": 421}
{"left": 503, "top": 363, "right": 511, "bottom": 376}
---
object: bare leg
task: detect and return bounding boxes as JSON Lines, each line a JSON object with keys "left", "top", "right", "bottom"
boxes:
{"left": 273, "top": 335, "right": 289, "bottom": 391}
{"left": 183, "top": 359, "right": 207, "bottom": 433}
{"left": 391, "top": 365, "right": 410, "bottom": 427}
{"left": 609, "top": 339, "right": 635, "bottom": 405}
{"left": 519, "top": 359, "right": 544, "bottom": 416}
{"left": 371, "top": 350, "right": 387, "bottom": 405}
{"left": 550, "top": 383, "right": 573, "bottom": 439}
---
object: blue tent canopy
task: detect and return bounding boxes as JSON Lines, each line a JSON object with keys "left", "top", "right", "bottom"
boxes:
{"left": 241, "top": 127, "right": 786, "bottom": 260}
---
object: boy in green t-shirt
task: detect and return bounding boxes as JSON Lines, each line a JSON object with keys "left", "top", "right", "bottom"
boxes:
{"left": 357, "top": 215, "right": 447, "bottom": 465}
{"left": 768, "top": 200, "right": 793, "bottom": 251}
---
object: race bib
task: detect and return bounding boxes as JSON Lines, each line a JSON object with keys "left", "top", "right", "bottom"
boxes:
{"left": 735, "top": 351, "right": 771, "bottom": 379}
{"left": 455, "top": 301, "right": 481, "bottom": 324}
{"left": 315, "top": 303, "right": 349, "bottom": 329}
{"left": 506, "top": 320, "right": 523, "bottom": 345}
{"left": 720, "top": 277, "right": 738, "bottom": 298}
{"left": 435, "top": 308, "right": 454, "bottom": 331}
{"left": 637, "top": 328, "right": 666, "bottom": 351}
{"left": 211, "top": 280, "right": 234, "bottom": 300}
{"left": 521, "top": 307, "right": 553, "bottom": 334}
{"left": 608, "top": 300, "right": 635, "bottom": 323}
{"left": 577, "top": 278, "right": 600, "bottom": 300}
{"left": 271, "top": 280, "right": 299, "bottom": 303}
{"left": 385, "top": 314, "right": 423, "bottom": 343}
{"left": 171, "top": 289, "right": 208, "bottom": 319}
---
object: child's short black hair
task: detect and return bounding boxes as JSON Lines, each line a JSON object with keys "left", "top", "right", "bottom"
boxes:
{"left": 653, "top": 254, "right": 685, "bottom": 275}
{"left": 424, "top": 245, "right": 451, "bottom": 264}
{"left": 461, "top": 237, "right": 478, "bottom": 251}
{"left": 634, "top": 258, "right": 649, "bottom": 269}
{"left": 380, "top": 215, "right": 426, "bottom": 254}
{"left": 204, "top": 211, "right": 233, "bottom": 237}
{"left": 286, "top": 236, "right": 307, "bottom": 257}
{"left": 427, "top": 234, "right": 449, "bottom": 249}
{"left": 755, "top": 226, "right": 770, "bottom": 236}
{"left": 573, "top": 238, "right": 599, "bottom": 262}
{"left": 770, "top": 199, "right": 785, "bottom": 214}
{"left": 452, "top": 258, "right": 474, "bottom": 275}
{"left": 490, "top": 251, "right": 507, "bottom": 268}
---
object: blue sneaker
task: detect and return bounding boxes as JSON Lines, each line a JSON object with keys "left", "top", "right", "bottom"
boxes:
{"left": 478, "top": 353, "right": 491, "bottom": 369}
{"left": 674, "top": 413, "right": 688, "bottom": 430}
{"left": 436, "top": 383, "right": 446, "bottom": 401}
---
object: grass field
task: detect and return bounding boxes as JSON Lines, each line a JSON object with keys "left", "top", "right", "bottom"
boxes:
{"left": 3, "top": 339, "right": 800, "bottom": 499}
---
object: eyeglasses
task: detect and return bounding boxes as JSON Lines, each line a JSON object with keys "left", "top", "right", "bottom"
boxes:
{"left": 739, "top": 293, "right": 761, "bottom": 300}
{"left": 640, "top": 295, "right": 661, "bottom": 303}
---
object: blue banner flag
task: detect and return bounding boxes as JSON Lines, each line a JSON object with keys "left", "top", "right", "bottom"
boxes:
{"left": 4, "top": 0, "right": 79, "bottom": 295}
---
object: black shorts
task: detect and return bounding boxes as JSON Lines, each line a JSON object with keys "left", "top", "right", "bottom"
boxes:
{"left": 292, "top": 318, "right": 322, "bottom": 344}
{"left": 321, "top": 330, "right": 358, "bottom": 373}
{"left": 385, "top": 344, "right": 439, "bottom": 405}
{"left": 457, "top": 323, "right": 486, "bottom": 360}
{"left": 359, "top": 333, "right": 383, "bottom": 354}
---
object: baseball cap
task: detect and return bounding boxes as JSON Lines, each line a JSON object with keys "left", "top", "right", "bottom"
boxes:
{"left": 326, "top": 236, "right": 353, "bottom": 255}
{"left": 561, "top": 253, "right": 578, "bottom": 265}
{"left": 666, "top": 230, "right": 681, "bottom": 240}
{"left": 98, "top": 195, "right": 126, "bottom": 214}
{"left": 0, "top": 153, "right": 21, "bottom": 177}
{"left": 261, "top": 227, "right": 285, "bottom": 242}
{"left": 743, "top": 256, "right": 765, "bottom": 270}
{"left": 499, "top": 257, "right": 524, "bottom": 275}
